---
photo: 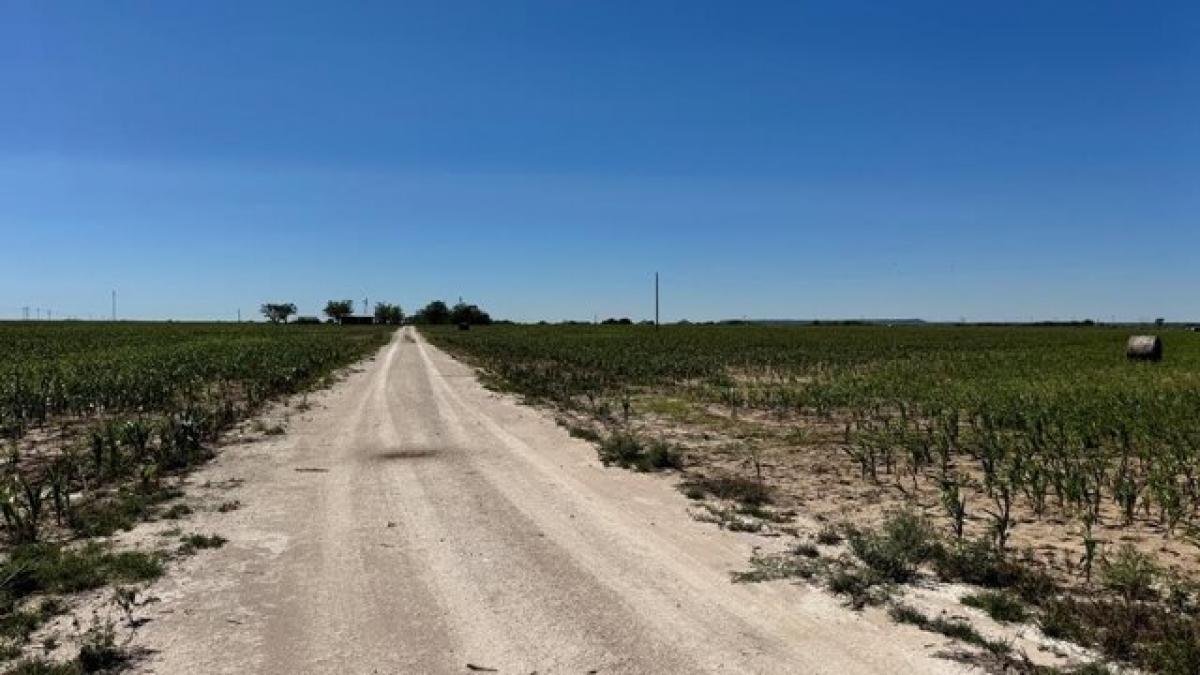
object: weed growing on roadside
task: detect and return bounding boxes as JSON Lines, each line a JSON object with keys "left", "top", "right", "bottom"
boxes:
{"left": 177, "top": 534, "right": 227, "bottom": 556}
{"left": 597, "top": 434, "right": 682, "bottom": 472}
{"left": 677, "top": 475, "right": 772, "bottom": 506}
{"left": 961, "top": 591, "right": 1027, "bottom": 623}
{"left": 815, "top": 525, "right": 843, "bottom": 546}
{"left": 0, "top": 543, "right": 162, "bottom": 601}
{"left": 888, "top": 603, "right": 1011, "bottom": 655}
{"left": 848, "top": 510, "right": 937, "bottom": 583}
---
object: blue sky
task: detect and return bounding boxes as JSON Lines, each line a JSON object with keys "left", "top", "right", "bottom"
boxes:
{"left": 1, "top": 1, "right": 1196, "bottom": 322}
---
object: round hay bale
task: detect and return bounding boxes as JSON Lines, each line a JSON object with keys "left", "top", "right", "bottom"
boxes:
{"left": 457, "top": 322, "right": 471, "bottom": 331}
{"left": 1126, "top": 335, "right": 1163, "bottom": 362}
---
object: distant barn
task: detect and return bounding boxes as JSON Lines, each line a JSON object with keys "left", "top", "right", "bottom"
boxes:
{"left": 339, "top": 315, "right": 374, "bottom": 326}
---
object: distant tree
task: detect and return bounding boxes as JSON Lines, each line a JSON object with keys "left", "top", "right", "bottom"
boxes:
{"left": 324, "top": 300, "right": 355, "bottom": 323}
{"left": 414, "top": 300, "right": 452, "bottom": 325}
{"left": 601, "top": 317, "right": 632, "bottom": 325}
{"left": 449, "top": 302, "right": 492, "bottom": 326}
{"left": 1155, "top": 317, "right": 1166, "bottom": 327}
{"left": 374, "top": 302, "right": 404, "bottom": 325}
{"left": 260, "top": 303, "right": 297, "bottom": 324}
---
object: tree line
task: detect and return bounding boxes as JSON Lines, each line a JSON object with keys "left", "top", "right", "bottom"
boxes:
{"left": 258, "top": 299, "right": 491, "bottom": 326}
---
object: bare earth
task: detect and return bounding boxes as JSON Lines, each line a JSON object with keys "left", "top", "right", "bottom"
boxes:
{"left": 119, "top": 328, "right": 963, "bottom": 674}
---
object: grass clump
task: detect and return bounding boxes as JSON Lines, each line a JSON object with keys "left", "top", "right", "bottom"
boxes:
{"left": 0, "top": 543, "right": 162, "bottom": 601}
{"left": 693, "top": 504, "right": 764, "bottom": 532}
{"left": 815, "top": 525, "right": 843, "bottom": 546}
{"left": 566, "top": 425, "right": 602, "bottom": 443}
{"left": 0, "top": 598, "right": 66, "bottom": 653}
{"left": 598, "top": 434, "right": 683, "bottom": 472}
{"left": 67, "top": 486, "right": 183, "bottom": 537}
{"left": 961, "top": 591, "right": 1027, "bottom": 623}
{"left": 826, "top": 567, "right": 887, "bottom": 610}
{"left": 848, "top": 510, "right": 937, "bottom": 583}
{"left": 3, "top": 659, "right": 82, "bottom": 674}
{"left": 177, "top": 534, "right": 227, "bottom": 556}
{"left": 1100, "top": 545, "right": 1159, "bottom": 602}
{"left": 932, "top": 537, "right": 1055, "bottom": 602}
{"left": 161, "top": 503, "right": 192, "bottom": 520}
{"left": 732, "top": 553, "right": 820, "bottom": 583}
{"left": 676, "top": 475, "right": 771, "bottom": 506}
{"left": 1038, "top": 595, "right": 1200, "bottom": 673}
{"left": 76, "top": 619, "right": 124, "bottom": 673}
{"left": 888, "top": 603, "right": 1010, "bottom": 655}
{"left": 793, "top": 542, "right": 820, "bottom": 558}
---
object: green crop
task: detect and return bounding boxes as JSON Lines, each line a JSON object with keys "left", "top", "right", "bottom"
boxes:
{"left": 425, "top": 324, "right": 1200, "bottom": 551}
{"left": 0, "top": 321, "right": 393, "bottom": 544}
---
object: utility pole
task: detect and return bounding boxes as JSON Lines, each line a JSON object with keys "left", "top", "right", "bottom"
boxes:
{"left": 21, "top": 306, "right": 28, "bottom": 321}
{"left": 655, "top": 272, "right": 660, "bottom": 327}
{"left": 237, "top": 308, "right": 241, "bottom": 323}
{"left": 111, "top": 290, "right": 117, "bottom": 321}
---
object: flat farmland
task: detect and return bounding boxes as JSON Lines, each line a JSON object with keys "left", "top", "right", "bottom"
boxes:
{"left": 425, "top": 323, "right": 1200, "bottom": 672}
{"left": 0, "top": 321, "right": 394, "bottom": 670}
{"left": 0, "top": 322, "right": 394, "bottom": 440}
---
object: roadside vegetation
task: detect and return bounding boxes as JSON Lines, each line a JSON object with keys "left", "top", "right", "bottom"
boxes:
{"left": 423, "top": 323, "right": 1200, "bottom": 672}
{"left": 0, "top": 321, "right": 394, "bottom": 670}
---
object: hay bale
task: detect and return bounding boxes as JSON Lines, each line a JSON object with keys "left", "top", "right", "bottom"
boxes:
{"left": 457, "top": 322, "right": 471, "bottom": 331}
{"left": 1126, "top": 335, "right": 1163, "bottom": 362}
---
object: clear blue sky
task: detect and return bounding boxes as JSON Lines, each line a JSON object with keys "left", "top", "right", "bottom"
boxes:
{"left": 2, "top": 1, "right": 1196, "bottom": 322}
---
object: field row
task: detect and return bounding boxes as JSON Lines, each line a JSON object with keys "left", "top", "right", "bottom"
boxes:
{"left": 424, "top": 324, "right": 1200, "bottom": 550}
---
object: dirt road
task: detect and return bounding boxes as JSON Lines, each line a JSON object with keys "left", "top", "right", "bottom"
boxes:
{"left": 128, "top": 328, "right": 960, "bottom": 674}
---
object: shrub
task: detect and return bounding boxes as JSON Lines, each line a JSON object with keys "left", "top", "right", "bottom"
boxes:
{"left": 1101, "top": 545, "right": 1159, "bottom": 602}
{"left": 826, "top": 568, "right": 885, "bottom": 609}
{"left": 849, "top": 510, "right": 937, "bottom": 583}
{"left": 597, "top": 434, "right": 682, "bottom": 472}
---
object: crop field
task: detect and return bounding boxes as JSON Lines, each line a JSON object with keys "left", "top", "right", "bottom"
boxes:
{"left": 0, "top": 321, "right": 394, "bottom": 487}
{"left": 425, "top": 324, "right": 1200, "bottom": 545}
{"left": 425, "top": 323, "right": 1200, "bottom": 670}
{"left": 0, "top": 321, "right": 393, "bottom": 662}
{"left": 0, "top": 322, "right": 393, "bottom": 441}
